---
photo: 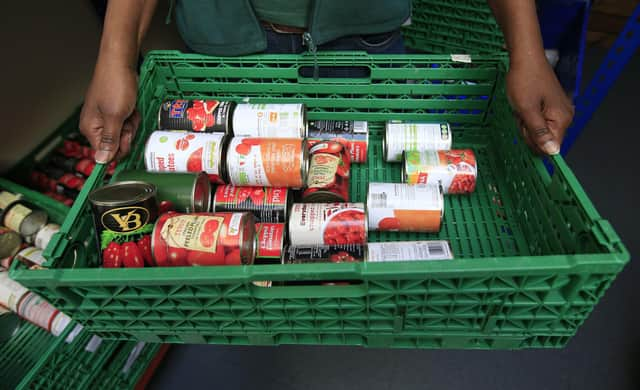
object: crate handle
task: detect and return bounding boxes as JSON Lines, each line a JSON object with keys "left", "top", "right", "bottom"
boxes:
{"left": 250, "top": 283, "right": 367, "bottom": 299}
{"left": 297, "top": 65, "right": 372, "bottom": 83}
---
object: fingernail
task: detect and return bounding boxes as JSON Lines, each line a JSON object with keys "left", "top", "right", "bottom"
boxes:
{"left": 542, "top": 141, "right": 560, "bottom": 155}
{"left": 95, "top": 150, "right": 110, "bottom": 164}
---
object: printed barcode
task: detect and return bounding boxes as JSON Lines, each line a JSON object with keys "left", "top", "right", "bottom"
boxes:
{"left": 369, "top": 192, "right": 387, "bottom": 208}
{"left": 427, "top": 242, "right": 446, "bottom": 257}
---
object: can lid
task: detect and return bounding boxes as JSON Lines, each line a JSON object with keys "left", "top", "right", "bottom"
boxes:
{"left": 382, "top": 124, "right": 389, "bottom": 161}
{"left": 0, "top": 229, "right": 22, "bottom": 259}
{"left": 20, "top": 208, "right": 49, "bottom": 238}
{"left": 240, "top": 213, "right": 257, "bottom": 265}
{"left": 89, "top": 181, "right": 157, "bottom": 206}
{"left": 300, "top": 139, "right": 310, "bottom": 187}
{"left": 193, "top": 172, "right": 212, "bottom": 213}
{"left": 303, "top": 191, "right": 345, "bottom": 203}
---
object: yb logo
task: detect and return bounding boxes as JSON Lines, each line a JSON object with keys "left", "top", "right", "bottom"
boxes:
{"left": 102, "top": 207, "right": 149, "bottom": 232}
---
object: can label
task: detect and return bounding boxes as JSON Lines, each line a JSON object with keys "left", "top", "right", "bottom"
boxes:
{"left": 303, "top": 142, "right": 350, "bottom": 202}
{"left": 232, "top": 103, "right": 305, "bottom": 137}
{"left": 17, "top": 247, "right": 46, "bottom": 266}
{"left": 367, "top": 241, "right": 453, "bottom": 262}
{"left": 0, "top": 271, "right": 29, "bottom": 311}
{"left": 35, "top": 223, "right": 61, "bottom": 250}
{"left": 255, "top": 223, "right": 285, "bottom": 259}
{"left": 0, "top": 191, "right": 22, "bottom": 215}
{"left": 213, "top": 185, "right": 289, "bottom": 223}
{"left": 4, "top": 204, "right": 31, "bottom": 233}
{"left": 283, "top": 244, "right": 365, "bottom": 263}
{"left": 404, "top": 150, "right": 477, "bottom": 194}
{"left": 367, "top": 183, "right": 443, "bottom": 232}
{"left": 307, "top": 120, "right": 368, "bottom": 163}
{"left": 145, "top": 131, "right": 226, "bottom": 184}
{"left": 0, "top": 226, "right": 22, "bottom": 259}
{"left": 288, "top": 203, "right": 366, "bottom": 246}
{"left": 385, "top": 122, "right": 452, "bottom": 162}
{"left": 17, "top": 292, "right": 59, "bottom": 333}
{"left": 227, "top": 138, "right": 305, "bottom": 188}
{"left": 153, "top": 212, "right": 252, "bottom": 266}
{"left": 158, "top": 100, "right": 234, "bottom": 133}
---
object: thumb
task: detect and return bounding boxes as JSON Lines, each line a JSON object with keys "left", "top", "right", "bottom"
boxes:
{"left": 95, "top": 115, "right": 124, "bottom": 163}
{"left": 518, "top": 105, "right": 560, "bottom": 155}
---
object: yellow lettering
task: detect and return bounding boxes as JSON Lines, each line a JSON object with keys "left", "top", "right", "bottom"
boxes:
{"left": 110, "top": 210, "right": 143, "bottom": 232}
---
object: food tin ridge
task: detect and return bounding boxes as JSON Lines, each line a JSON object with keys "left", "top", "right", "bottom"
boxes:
{"left": 89, "top": 181, "right": 157, "bottom": 207}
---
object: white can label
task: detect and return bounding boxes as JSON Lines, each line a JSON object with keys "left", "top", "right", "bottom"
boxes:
{"left": 367, "top": 241, "right": 453, "bottom": 262}
{"left": 17, "top": 247, "right": 47, "bottom": 266}
{"left": 288, "top": 203, "right": 366, "bottom": 246}
{"left": 385, "top": 122, "right": 452, "bottom": 162}
{"left": 144, "top": 131, "right": 225, "bottom": 182}
{"left": 4, "top": 204, "right": 31, "bottom": 233}
{"left": 232, "top": 103, "right": 304, "bottom": 137}
{"left": 18, "top": 292, "right": 59, "bottom": 332}
{"left": 0, "top": 191, "right": 21, "bottom": 212}
{"left": 35, "top": 223, "right": 60, "bottom": 250}
{"left": 0, "top": 271, "right": 29, "bottom": 311}
{"left": 367, "top": 183, "right": 443, "bottom": 232}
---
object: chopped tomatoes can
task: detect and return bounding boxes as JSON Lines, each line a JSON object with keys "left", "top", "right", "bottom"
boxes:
{"left": 383, "top": 121, "right": 452, "bottom": 162}
{"left": 403, "top": 149, "right": 477, "bottom": 194}
{"left": 232, "top": 103, "right": 306, "bottom": 138}
{"left": 302, "top": 141, "right": 350, "bottom": 203}
{"left": 151, "top": 212, "right": 256, "bottom": 267}
{"left": 282, "top": 244, "right": 366, "bottom": 264}
{"left": 306, "top": 120, "right": 368, "bottom": 163}
{"left": 255, "top": 223, "right": 285, "bottom": 262}
{"left": 367, "top": 183, "right": 444, "bottom": 232}
{"left": 288, "top": 203, "right": 367, "bottom": 246}
{"left": 158, "top": 99, "right": 235, "bottom": 133}
{"left": 212, "top": 185, "right": 290, "bottom": 223}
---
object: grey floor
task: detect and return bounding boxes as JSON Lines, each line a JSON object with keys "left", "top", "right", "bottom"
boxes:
{"left": 148, "top": 49, "right": 639, "bottom": 390}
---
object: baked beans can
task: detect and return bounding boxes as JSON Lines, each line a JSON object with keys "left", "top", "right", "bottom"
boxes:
{"left": 213, "top": 185, "right": 290, "bottom": 223}
{"left": 302, "top": 141, "right": 350, "bottom": 203}
{"left": 89, "top": 182, "right": 158, "bottom": 267}
{"left": 383, "top": 121, "right": 452, "bottom": 162}
{"left": 0, "top": 191, "right": 23, "bottom": 220}
{"left": 0, "top": 226, "right": 22, "bottom": 260}
{"left": 3, "top": 202, "right": 48, "bottom": 238}
{"left": 403, "top": 149, "right": 477, "bottom": 194}
{"left": 367, "top": 241, "right": 453, "bottom": 262}
{"left": 367, "top": 183, "right": 444, "bottom": 232}
{"left": 114, "top": 170, "right": 211, "bottom": 213}
{"left": 0, "top": 270, "right": 29, "bottom": 311}
{"left": 226, "top": 137, "right": 308, "bottom": 188}
{"left": 282, "top": 244, "right": 366, "bottom": 264}
{"left": 232, "top": 103, "right": 306, "bottom": 138}
{"left": 288, "top": 203, "right": 367, "bottom": 246}
{"left": 158, "top": 99, "right": 235, "bottom": 133}
{"left": 144, "top": 130, "right": 227, "bottom": 184}
{"left": 34, "top": 223, "right": 61, "bottom": 250}
{"left": 307, "top": 120, "right": 369, "bottom": 163}
{"left": 151, "top": 212, "right": 256, "bottom": 267}
{"left": 255, "top": 223, "right": 285, "bottom": 262}
{"left": 0, "top": 305, "right": 20, "bottom": 343}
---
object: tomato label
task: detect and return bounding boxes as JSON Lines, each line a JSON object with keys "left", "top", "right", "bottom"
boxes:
{"left": 255, "top": 223, "right": 285, "bottom": 259}
{"left": 226, "top": 138, "right": 305, "bottom": 188}
{"left": 367, "top": 241, "right": 453, "bottom": 262}
{"left": 307, "top": 120, "right": 368, "bottom": 163}
{"left": 160, "top": 214, "right": 225, "bottom": 253}
{"left": 384, "top": 122, "right": 452, "bottom": 162}
{"left": 367, "top": 183, "right": 443, "bottom": 232}
{"left": 303, "top": 141, "right": 350, "bottom": 202}
{"left": 404, "top": 149, "right": 477, "bottom": 194}
{"left": 307, "top": 153, "right": 340, "bottom": 188}
{"left": 288, "top": 203, "right": 366, "bottom": 246}
{"left": 158, "top": 99, "right": 234, "bottom": 133}
{"left": 213, "top": 185, "right": 289, "bottom": 223}
{"left": 145, "top": 131, "right": 225, "bottom": 184}
{"left": 232, "top": 103, "right": 305, "bottom": 138}
{"left": 17, "top": 292, "right": 59, "bottom": 332}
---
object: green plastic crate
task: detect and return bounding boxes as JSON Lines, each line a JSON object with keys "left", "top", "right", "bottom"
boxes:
{"left": 10, "top": 51, "right": 629, "bottom": 349}
{"left": 403, "top": 0, "right": 505, "bottom": 54}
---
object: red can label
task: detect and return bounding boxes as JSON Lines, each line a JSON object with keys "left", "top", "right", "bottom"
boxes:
{"left": 303, "top": 142, "right": 350, "bottom": 202}
{"left": 288, "top": 203, "right": 366, "bottom": 246}
{"left": 17, "top": 292, "right": 59, "bottom": 333}
{"left": 404, "top": 149, "right": 477, "bottom": 194}
{"left": 158, "top": 100, "right": 234, "bottom": 133}
{"left": 213, "top": 185, "right": 289, "bottom": 223}
{"left": 307, "top": 120, "right": 368, "bottom": 163}
{"left": 152, "top": 212, "right": 250, "bottom": 266}
{"left": 255, "top": 223, "right": 285, "bottom": 259}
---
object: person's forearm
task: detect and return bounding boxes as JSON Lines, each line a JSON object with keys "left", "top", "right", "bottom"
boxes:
{"left": 97, "top": 0, "right": 158, "bottom": 70}
{"left": 488, "top": 0, "right": 546, "bottom": 68}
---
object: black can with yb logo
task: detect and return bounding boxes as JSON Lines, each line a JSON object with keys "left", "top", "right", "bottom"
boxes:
{"left": 89, "top": 181, "right": 158, "bottom": 267}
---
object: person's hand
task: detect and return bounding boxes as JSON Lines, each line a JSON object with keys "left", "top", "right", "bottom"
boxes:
{"left": 506, "top": 59, "right": 574, "bottom": 155}
{"left": 80, "top": 60, "right": 140, "bottom": 163}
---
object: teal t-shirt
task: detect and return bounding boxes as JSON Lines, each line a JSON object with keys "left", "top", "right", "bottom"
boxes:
{"left": 250, "top": 0, "right": 311, "bottom": 28}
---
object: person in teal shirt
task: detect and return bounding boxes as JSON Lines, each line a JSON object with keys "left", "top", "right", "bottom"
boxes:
{"left": 81, "top": 0, "right": 573, "bottom": 163}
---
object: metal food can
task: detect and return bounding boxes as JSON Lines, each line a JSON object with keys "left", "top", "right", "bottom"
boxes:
{"left": 403, "top": 149, "right": 477, "bottom": 194}
{"left": 282, "top": 244, "right": 366, "bottom": 264}
{"left": 232, "top": 103, "right": 306, "bottom": 138}
{"left": 34, "top": 223, "right": 61, "bottom": 250}
{"left": 158, "top": 99, "right": 235, "bottom": 133}
{"left": 114, "top": 170, "right": 211, "bottom": 213}
{"left": 307, "top": 120, "right": 369, "bottom": 163}
{"left": 3, "top": 202, "right": 48, "bottom": 238}
{"left": 0, "top": 191, "right": 23, "bottom": 220}
{"left": 151, "top": 212, "right": 256, "bottom": 266}
{"left": 255, "top": 223, "right": 285, "bottom": 262}
{"left": 0, "top": 305, "right": 20, "bottom": 343}
{"left": 302, "top": 141, "right": 350, "bottom": 203}
{"left": 16, "top": 247, "right": 47, "bottom": 267}
{"left": 17, "top": 292, "right": 62, "bottom": 334}
{"left": 144, "top": 131, "right": 227, "bottom": 184}
{"left": 0, "top": 270, "right": 29, "bottom": 311}
{"left": 0, "top": 226, "right": 22, "bottom": 260}
{"left": 367, "top": 241, "right": 453, "bottom": 262}
{"left": 383, "top": 121, "right": 452, "bottom": 162}
{"left": 367, "top": 183, "right": 444, "bottom": 232}
{"left": 288, "top": 203, "right": 367, "bottom": 246}
{"left": 226, "top": 137, "right": 308, "bottom": 188}
{"left": 89, "top": 181, "right": 158, "bottom": 267}
{"left": 212, "top": 185, "right": 291, "bottom": 223}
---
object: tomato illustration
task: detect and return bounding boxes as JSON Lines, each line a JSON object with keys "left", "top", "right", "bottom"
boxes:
{"left": 186, "top": 147, "right": 203, "bottom": 172}
{"left": 235, "top": 143, "right": 251, "bottom": 155}
{"left": 137, "top": 235, "right": 154, "bottom": 266}
{"left": 102, "top": 242, "right": 122, "bottom": 268}
{"left": 121, "top": 242, "right": 144, "bottom": 268}
{"left": 175, "top": 138, "right": 190, "bottom": 151}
